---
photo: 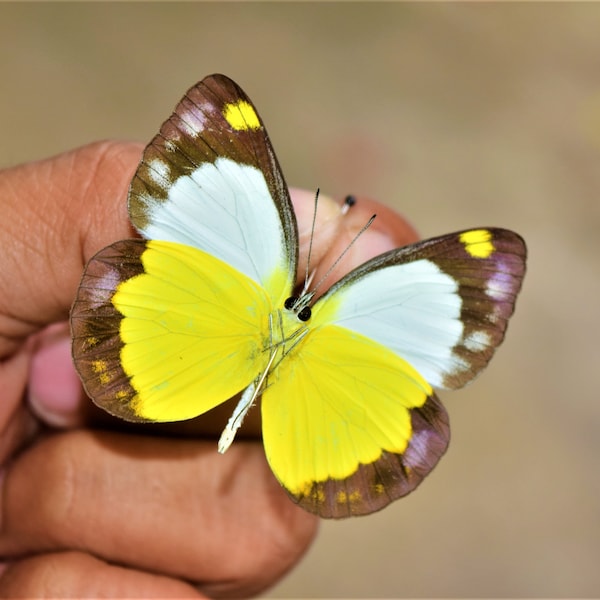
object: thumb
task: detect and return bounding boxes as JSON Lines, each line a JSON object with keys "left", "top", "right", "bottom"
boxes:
{"left": 0, "top": 141, "right": 143, "bottom": 356}
{"left": 0, "top": 142, "right": 141, "bottom": 429}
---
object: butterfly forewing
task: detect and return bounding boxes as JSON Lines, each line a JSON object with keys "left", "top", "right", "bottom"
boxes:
{"left": 128, "top": 74, "right": 297, "bottom": 299}
{"left": 313, "top": 227, "right": 526, "bottom": 391}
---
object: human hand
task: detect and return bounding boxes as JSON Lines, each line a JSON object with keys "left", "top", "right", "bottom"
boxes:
{"left": 0, "top": 141, "right": 417, "bottom": 597}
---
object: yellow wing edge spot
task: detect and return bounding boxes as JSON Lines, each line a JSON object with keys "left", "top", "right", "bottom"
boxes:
{"left": 336, "top": 489, "right": 363, "bottom": 505}
{"left": 84, "top": 336, "right": 99, "bottom": 348}
{"left": 223, "top": 100, "right": 261, "bottom": 131}
{"left": 373, "top": 482, "right": 385, "bottom": 495}
{"left": 91, "top": 359, "right": 108, "bottom": 374}
{"left": 460, "top": 229, "right": 495, "bottom": 258}
{"left": 91, "top": 359, "right": 111, "bottom": 384}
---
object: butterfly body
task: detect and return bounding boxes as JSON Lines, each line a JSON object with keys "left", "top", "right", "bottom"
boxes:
{"left": 71, "top": 74, "right": 526, "bottom": 518}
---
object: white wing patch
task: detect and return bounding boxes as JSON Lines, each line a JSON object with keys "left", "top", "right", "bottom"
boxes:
{"left": 147, "top": 158, "right": 172, "bottom": 186}
{"left": 463, "top": 330, "right": 492, "bottom": 352}
{"left": 486, "top": 264, "right": 516, "bottom": 301}
{"left": 137, "top": 158, "right": 288, "bottom": 290}
{"left": 315, "top": 260, "right": 464, "bottom": 389}
{"left": 176, "top": 102, "right": 207, "bottom": 138}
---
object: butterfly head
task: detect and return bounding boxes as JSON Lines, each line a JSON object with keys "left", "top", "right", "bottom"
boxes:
{"left": 283, "top": 294, "right": 314, "bottom": 322}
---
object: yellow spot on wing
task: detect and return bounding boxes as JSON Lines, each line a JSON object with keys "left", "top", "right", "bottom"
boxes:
{"left": 298, "top": 484, "right": 325, "bottom": 504}
{"left": 373, "top": 483, "right": 385, "bottom": 495}
{"left": 460, "top": 229, "right": 495, "bottom": 258}
{"left": 85, "top": 336, "right": 99, "bottom": 348}
{"left": 336, "top": 489, "right": 362, "bottom": 505}
{"left": 91, "top": 360, "right": 111, "bottom": 384}
{"left": 223, "top": 100, "right": 261, "bottom": 131}
{"left": 92, "top": 360, "right": 108, "bottom": 373}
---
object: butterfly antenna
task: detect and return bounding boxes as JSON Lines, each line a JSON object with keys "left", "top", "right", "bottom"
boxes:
{"left": 301, "top": 194, "right": 357, "bottom": 297}
{"left": 301, "top": 188, "right": 321, "bottom": 295}
{"left": 310, "top": 213, "right": 377, "bottom": 296}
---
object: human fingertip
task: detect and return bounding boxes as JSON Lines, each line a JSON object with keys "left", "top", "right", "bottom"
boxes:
{"left": 289, "top": 187, "right": 342, "bottom": 236}
{"left": 337, "top": 194, "right": 420, "bottom": 250}
{"left": 28, "top": 324, "right": 84, "bottom": 428}
{"left": 294, "top": 191, "right": 419, "bottom": 293}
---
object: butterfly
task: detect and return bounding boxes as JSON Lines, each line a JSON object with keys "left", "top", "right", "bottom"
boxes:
{"left": 70, "top": 74, "right": 527, "bottom": 518}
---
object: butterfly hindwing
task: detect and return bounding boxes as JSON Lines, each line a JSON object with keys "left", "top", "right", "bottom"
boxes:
{"left": 262, "top": 324, "right": 450, "bottom": 517}
{"left": 72, "top": 237, "right": 275, "bottom": 422}
{"left": 70, "top": 239, "right": 150, "bottom": 420}
{"left": 293, "top": 396, "right": 450, "bottom": 518}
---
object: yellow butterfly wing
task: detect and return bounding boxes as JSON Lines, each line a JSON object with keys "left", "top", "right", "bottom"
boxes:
{"left": 72, "top": 239, "right": 275, "bottom": 421}
{"left": 262, "top": 324, "right": 449, "bottom": 518}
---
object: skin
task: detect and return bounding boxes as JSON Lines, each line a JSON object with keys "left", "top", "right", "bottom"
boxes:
{"left": 0, "top": 141, "right": 418, "bottom": 597}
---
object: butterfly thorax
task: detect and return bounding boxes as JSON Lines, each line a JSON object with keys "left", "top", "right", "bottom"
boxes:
{"left": 262, "top": 303, "right": 311, "bottom": 381}
{"left": 217, "top": 301, "right": 311, "bottom": 454}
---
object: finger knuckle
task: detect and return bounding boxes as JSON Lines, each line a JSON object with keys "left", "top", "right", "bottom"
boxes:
{"left": 5, "top": 433, "right": 81, "bottom": 548}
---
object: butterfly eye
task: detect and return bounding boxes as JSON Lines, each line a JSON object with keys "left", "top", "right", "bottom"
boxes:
{"left": 284, "top": 296, "right": 311, "bottom": 320}
{"left": 297, "top": 306, "right": 312, "bottom": 322}
{"left": 284, "top": 297, "right": 297, "bottom": 310}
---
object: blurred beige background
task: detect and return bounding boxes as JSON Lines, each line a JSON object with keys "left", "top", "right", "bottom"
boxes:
{"left": 1, "top": 3, "right": 598, "bottom": 597}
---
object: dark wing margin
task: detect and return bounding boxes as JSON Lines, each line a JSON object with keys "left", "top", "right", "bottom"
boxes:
{"left": 320, "top": 227, "right": 527, "bottom": 390}
{"left": 289, "top": 394, "right": 450, "bottom": 518}
{"left": 70, "top": 239, "right": 150, "bottom": 421}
